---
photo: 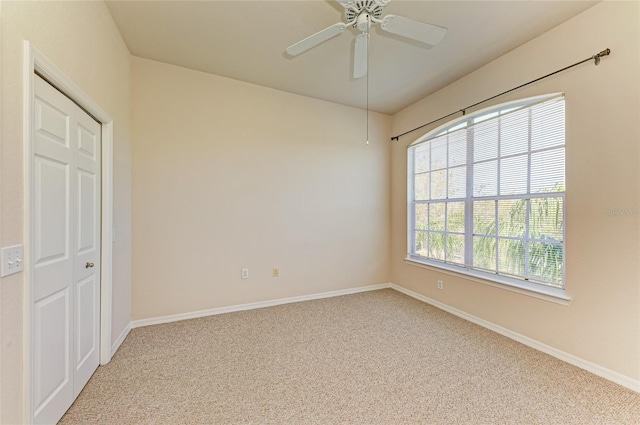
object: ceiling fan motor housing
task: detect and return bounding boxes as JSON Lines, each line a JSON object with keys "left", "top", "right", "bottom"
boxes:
{"left": 346, "top": 0, "right": 386, "bottom": 26}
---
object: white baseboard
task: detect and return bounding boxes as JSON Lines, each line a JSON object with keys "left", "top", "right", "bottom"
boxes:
{"left": 390, "top": 283, "right": 640, "bottom": 394}
{"left": 131, "top": 283, "right": 392, "bottom": 329}
{"left": 109, "top": 322, "right": 131, "bottom": 359}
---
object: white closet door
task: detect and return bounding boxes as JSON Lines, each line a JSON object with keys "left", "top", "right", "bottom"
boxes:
{"left": 72, "top": 92, "right": 101, "bottom": 396}
{"left": 32, "top": 74, "right": 101, "bottom": 424}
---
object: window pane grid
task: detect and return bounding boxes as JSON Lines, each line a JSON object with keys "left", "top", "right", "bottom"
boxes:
{"left": 411, "top": 200, "right": 467, "bottom": 267}
{"left": 409, "top": 95, "right": 565, "bottom": 289}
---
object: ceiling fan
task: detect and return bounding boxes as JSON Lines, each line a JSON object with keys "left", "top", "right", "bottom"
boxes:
{"left": 286, "top": 0, "right": 447, "bottom": 79}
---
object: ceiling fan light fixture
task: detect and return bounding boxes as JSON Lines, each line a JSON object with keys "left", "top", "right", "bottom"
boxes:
{"left": 356, "top": 13, "right": 372, "bottom": 32}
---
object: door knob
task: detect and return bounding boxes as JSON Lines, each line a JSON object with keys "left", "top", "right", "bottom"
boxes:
{"left": 85, "top": 262, "right": 95, "bottom": 268}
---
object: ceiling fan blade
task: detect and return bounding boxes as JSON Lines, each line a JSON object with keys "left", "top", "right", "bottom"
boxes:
{"left": 353, "top": 33, "right": 368, "bottom": 79}
{"left": 337, "top": 0, "right": 354, "bottom": 9}
{"left": 286, "top": 22, "right": 347, "bottom": 56}
{"left": 381, "top": 15, "right": 447, "bottom": 46}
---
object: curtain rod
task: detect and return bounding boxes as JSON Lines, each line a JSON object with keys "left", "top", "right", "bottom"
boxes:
{"left": 390, "top": 48, "right": 611, "bottom": 142}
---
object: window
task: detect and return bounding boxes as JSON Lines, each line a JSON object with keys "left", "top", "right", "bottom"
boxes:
{"left": 407, "top": 94, "right": 565, "bottom": 294}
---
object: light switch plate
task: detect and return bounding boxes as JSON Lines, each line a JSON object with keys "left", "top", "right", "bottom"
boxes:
{"left": 1, "top": 245, "right": 24, "bottom": 277}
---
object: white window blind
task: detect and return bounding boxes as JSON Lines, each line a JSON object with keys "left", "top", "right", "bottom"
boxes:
{"left": 408, "top": 94, "right": 565, "bottom": 290}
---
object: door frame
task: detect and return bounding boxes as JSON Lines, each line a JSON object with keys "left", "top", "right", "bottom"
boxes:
{"left": 22, "top": 41, "right": 114, "bottom": 422}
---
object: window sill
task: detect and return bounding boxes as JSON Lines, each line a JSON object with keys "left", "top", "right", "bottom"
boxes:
{"left": 404, "top": 257, "right": 571, "bottom": 305}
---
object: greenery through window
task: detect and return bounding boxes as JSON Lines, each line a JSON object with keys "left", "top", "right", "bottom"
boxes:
{"left": 408, "top": 94, "right": 565, "bottom": 289}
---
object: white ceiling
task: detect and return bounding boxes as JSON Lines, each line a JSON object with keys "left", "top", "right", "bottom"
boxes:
{"left": 105, "top": 0, "right": 598, "bottom": 114}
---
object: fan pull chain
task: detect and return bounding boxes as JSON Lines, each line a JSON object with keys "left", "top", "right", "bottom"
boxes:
{"left": 366, "top": 30, "right": 370, "bottom": 145}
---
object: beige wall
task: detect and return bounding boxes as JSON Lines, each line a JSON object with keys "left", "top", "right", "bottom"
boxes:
{"left": 131, "top": 57, "right": 391, "bottom": 321}
{"left": 391, "top": 0, "right": 640, "bottom": 382}
{"left": 0, "top": 1, "right": 132, "bottom": 422}
{"left": 0, "top": 1, "right": 3, "bottom": 421}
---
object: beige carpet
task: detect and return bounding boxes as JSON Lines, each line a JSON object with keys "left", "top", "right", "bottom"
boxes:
{"left": 60, "top": 289, "right": 640, "bottom": 424}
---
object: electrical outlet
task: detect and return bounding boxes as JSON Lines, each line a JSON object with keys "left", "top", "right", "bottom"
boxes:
{"left": 437, "top": 280, "right": 444, "bottom": 290}
{"left": 241, "top": 268, "right": 249, "bottom": 279}
{"left": 1, "top": 245, "right": 24, "bottom": 277}
{"left": 273, "top": 267, "right": 279, "bottom": 277}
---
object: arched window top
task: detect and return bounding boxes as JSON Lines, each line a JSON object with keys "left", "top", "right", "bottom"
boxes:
{"left": 408, "top": 92, "right": 564, "bottom": 148}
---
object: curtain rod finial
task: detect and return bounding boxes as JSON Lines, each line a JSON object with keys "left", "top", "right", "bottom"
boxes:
{"left": 594, "top": 48, "right": 611, "bottom": 65}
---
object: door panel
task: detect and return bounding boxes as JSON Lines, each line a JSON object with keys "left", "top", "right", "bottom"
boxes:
{"left": 73, "top": 102, "right": 101, "bottom": 397}
{"left": 32, "top": 74, "right": 101, "bottom": 424}
{"left": 33, "top": 288, "right": 71, "bottom": 416}
{"left": 35, "top": 98, "right": 69, "bottom": 147}
{"left": 76, "top": 275, "right": 98, "bottom": 368}
{"left": 33, "top": 155, "right": 69, "bottom": 264}
{"left": 77, "top": 123, "right": 97, "bottom": 160}
{"left": 33, "top": 76, "right": 75, "bottom": 425}
{"left": 77, "top": 169, "right": 97, "bottom": 254}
